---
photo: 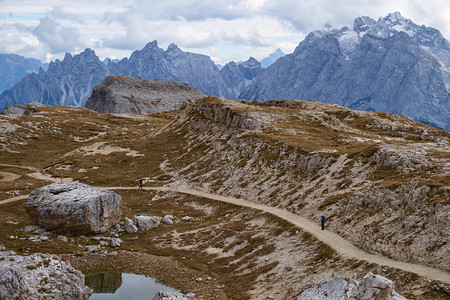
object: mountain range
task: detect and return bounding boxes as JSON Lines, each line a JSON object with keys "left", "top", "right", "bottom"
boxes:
{"left": 0, "top": 12, "right": 449, "bottom": 129}
{"left": 240, "top": 12, "right": 450, "bottom": 129}
{"left": 0, "top": 54, "right": 48, "bottom": 94}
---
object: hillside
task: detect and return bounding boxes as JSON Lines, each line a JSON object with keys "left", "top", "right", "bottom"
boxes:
{"left": 0, "top": 99, "right": 449, "bottom": 299}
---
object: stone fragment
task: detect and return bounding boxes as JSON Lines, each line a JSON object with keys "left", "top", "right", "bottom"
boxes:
{"left": 133, "top": 215, "right": 162, "bottom": 230}
{"left": 24, "top": 182, "right": 122, "bottom": 234}
{"left": 58, "top": 235, "right": 68, "bottom": 243}
{"left": 152, "top": 291, "right": 197, "bottom": 300}
{"left": 181, "top": 216, "right": 194, "bottom": 222}
{"left": 124, "top": 217, "right": 138, "bottom": 233}
{"left": 163, "top": 215, "right": 174, "bottom": 225}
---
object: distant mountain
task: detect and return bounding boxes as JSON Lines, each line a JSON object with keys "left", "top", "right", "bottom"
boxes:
{"left": 0, "top": 41, "right": 261, "bottom": 111}
{"left": 102, "top": 57, "right": 120, "bottom": 65}
{"left": 240, "top": 12, "right": 450, "bottom": 130}
{"left": 0, "top": 49, "right": 109, "bottom": 110}
{"left": 219, "top": 57, "right": 263, "bottom": 99}
{"left": 260, "top": 48, "right": 285, "bottom": 68}
{"left": 0, "top": 54, "right": 47, "bottom": 93}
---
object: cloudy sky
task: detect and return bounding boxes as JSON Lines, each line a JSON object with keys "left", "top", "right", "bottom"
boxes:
{"left": 1, "top": 0, "right": 449, "bottom": 64}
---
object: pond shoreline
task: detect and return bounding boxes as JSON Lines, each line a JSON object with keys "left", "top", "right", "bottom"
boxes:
{"left": 62, "top": 250, "right": 228, "bottom": 300}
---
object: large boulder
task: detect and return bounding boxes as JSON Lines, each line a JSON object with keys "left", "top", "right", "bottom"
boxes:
{"left": 24, "top": 182, "right": 122, "bottom": 234}
{"left": 298, "top": 272, "right": 408, "bottom": 300}
{"left": 0, "top": 251, "right": 92, "bottom": 299}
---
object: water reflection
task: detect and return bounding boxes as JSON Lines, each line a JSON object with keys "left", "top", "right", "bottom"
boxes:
{"left": 86, "top": 272, "right": 122, "bottom": 293}
{"left": 87, "top": 272, "right": 178, "bottom": 300}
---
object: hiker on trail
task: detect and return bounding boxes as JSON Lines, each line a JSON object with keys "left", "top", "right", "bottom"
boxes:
{"left": 138, "top": 179, "right": 143, "bottom": 189}
{"left": 321, "top": 215, "right": 326, "bottom": 230}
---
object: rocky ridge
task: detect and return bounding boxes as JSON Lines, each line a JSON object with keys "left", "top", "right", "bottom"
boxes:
{"left": 85, "top": 76, "right": 206, "bottom": 114}
{"left": 160, "top": 96, "right": 450, "bottom": 271}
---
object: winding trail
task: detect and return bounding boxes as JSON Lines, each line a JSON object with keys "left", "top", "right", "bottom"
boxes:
{"left": 108, "top": 186, "right": 450, "bottom": 284}
{"left": 0, "top": 165, "right": 449, "bottom": 284}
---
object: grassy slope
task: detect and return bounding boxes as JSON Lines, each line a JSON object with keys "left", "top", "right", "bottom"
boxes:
{"left": 0, "top": 101, "right": 449, "bottom": 299}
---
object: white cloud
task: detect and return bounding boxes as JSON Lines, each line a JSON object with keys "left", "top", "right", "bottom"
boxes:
{"left": 0, "top": 0, "right": 449, "bottom": 64}
{"left": 33, "top": 16, "right": 85, "bottom": 54}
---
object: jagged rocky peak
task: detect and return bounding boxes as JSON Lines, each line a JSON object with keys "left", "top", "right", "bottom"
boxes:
{"left": 353, "top": 16, "right": 377, "bottom": 33}
{"left": 239, "top": 12, "right": 450, "bottom": 130}
{"left": 85, "top": 75, "right": 206, "bottom": 114}
{"left": 261, "top": 48, "right": 286, "bottom": 68}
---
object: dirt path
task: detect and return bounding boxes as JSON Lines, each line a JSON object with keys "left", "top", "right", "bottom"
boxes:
{"left": 1, "top": 165, "right": 449, "bottom": 284}
{"left": 0, "top": 195, "right": 28, "bottom": 205}
{"left": 106, "top": 185, "right": 450, "bottom": 284}
{"left": 0, "top": 171, "right": 21, "bottom": 182}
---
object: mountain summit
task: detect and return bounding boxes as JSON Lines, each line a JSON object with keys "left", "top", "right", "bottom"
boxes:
{"left": 240, "top": 12, "right": 450, "bottom": 130}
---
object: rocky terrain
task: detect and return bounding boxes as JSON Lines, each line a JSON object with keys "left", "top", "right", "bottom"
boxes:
{"left": 240, "top": 12, "right": 450, "bottom": 130}
{"left": 0, "top": 99, "right": 448, "bottom": 299}
{"left": 85, "top": 76, "right": 206, "bottom": 114}
{"left": 159, "top": 97, "right": 449, "bottom": 272}
{"left": 0, "top": 250, "right": 92, "bottom": 299}
{"left": 298, "top": 272, "right": 407, "bottom": 299}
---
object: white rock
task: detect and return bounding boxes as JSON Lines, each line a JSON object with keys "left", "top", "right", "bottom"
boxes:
{"left": 163, "top": 215, "right": 174, "bottom": 225}
{"left": 133, "top": 215, "right": 161, "bottom": 231}
{"left": 110, "top": 238, "right": 123, "bottom": 248}
{"left": 0, "top": 252, "right": 92, "bottom": 299}
{"left": 181, "top": 216, "right": 194, "bottom": 222}
{"left": 58, "top": 236, "right": 68, "bottom": 243}
{"left": 152, "top": 291, "right": 196, "bottom": 300}
{"left": 23, "top": 225, "right": 40, "bottom": 232}
{"left": 124, "top": 217, "right": 138, "bottom": 233}
{"left": 86, "top": 245, "right": 100, "bottom": 252}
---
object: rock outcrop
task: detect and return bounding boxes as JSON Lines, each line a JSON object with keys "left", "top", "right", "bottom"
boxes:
{"left": 2, "top": 102, "right": 45, "bottom": 115}
{"left": 152, "top": 291, "right": 196, "bottom": 300}
{"left": 85, "top": 76, "right": 206, "bottom": 114}
{"left": 298, "top": 272, "right": 407, "bottom": 299}
{"left": 0, "top": 251, "right": 92, "bottom": 300}
{"left": 24, "top": 182, "right": 122, "bottom": 234}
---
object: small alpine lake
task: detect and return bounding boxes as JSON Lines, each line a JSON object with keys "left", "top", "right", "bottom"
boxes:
{"left": 86, "top": 271, "right": 178, "bottom": 300}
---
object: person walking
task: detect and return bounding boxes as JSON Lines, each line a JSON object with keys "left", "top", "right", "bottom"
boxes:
{"left": 321, "top": 215, "right": 326, "bottom": 230}
{"left": 138, "top": 179, "right": 143, "bottom": 189}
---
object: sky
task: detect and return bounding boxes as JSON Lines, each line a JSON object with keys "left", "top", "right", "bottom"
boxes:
{"left": 1, "top": 0, "right": 450, "bottom": 65}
